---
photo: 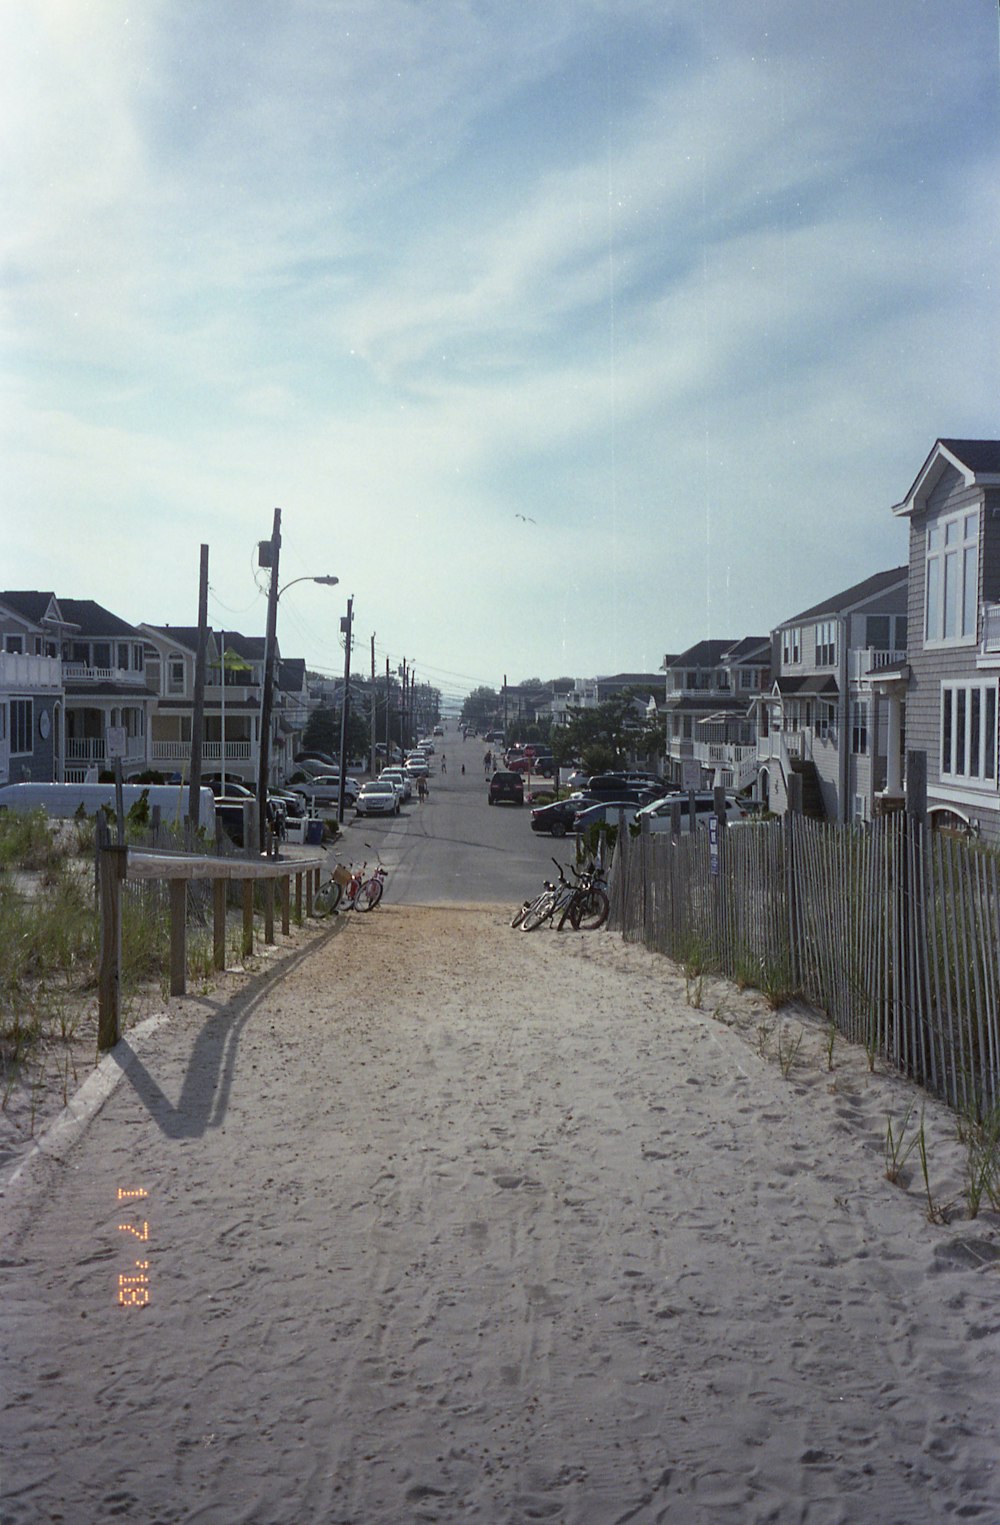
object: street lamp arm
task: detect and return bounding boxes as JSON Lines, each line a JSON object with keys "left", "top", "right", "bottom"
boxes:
{"left": 276, "top": 574, "right": 339, "bottom": 599}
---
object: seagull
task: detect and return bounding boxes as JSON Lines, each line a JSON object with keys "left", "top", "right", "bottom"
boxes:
{"left": 515, "top": 513, "right": 537, "bottom": 524}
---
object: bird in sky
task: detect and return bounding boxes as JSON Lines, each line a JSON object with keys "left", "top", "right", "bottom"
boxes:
{"left": 515, "top": 513, "right": 537, "bottom": 524}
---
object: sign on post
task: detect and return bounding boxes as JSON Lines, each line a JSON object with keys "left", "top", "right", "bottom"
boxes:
{"left": 681, "top": 759, "right": 700, "bottom": 791}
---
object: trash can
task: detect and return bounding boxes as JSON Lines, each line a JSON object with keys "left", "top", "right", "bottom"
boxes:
{"left": 305, "top": 819, "right": 324, "bottom": 846}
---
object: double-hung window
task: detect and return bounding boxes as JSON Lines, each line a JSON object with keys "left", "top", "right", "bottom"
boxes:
{"left": 10, "top": 699, "right": 33, "bottom": 754}
{"left": 851, "top": 701, "right": 868, "bottom": 755}
{"left": 781, "top": 627, "right": 801, "bottom": 666}
{"left": 941, "top": 681, "right": 997, "bottom": 782}
{"left": 815, "top": 620, "right": 837, "bottom": 667}
{"left": 926, "top": 510, "right": 979, "bottom": 645}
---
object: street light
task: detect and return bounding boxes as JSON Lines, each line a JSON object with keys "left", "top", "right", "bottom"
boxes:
{"left": 258, "top": 560, "right": 340, "bottom": 850}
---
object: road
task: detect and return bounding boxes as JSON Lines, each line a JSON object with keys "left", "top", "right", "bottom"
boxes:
{"left": 337, "top": 726, "right": 566, "bottom": 907}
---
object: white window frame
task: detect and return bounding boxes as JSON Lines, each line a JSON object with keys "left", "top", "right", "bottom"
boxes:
{"left": 940, "top": 680, "right": 997, "bottom": 784}
{"left": 10, "top": 698, "right": 33, "bottom": 754}
{"left": 815, "top": 620, "right": 837, "bottom": 667}
{"left": 851, "top": 700, "right": 869, "bottom": 755}
{"left": 925, "top": 509, "right": 979, "bottom": 648}
{"left": 781, "top": 627, "right": 801, "bottom": 666}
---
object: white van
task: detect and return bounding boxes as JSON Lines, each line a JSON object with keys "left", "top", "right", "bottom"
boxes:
{"left": 0, "top": 782, "right": 216, "bottom": 834}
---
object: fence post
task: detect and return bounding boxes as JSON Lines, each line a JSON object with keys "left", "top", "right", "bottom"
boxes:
{"left": 97, "top": 821, "right": 128, "bottom": 1051}
{"left": 242, "top": 880, "right": 254, "bottom": 956}
{"left": 295, "top": 871, "right": 303, "bottom": 924}
{"left": 213, "top": 880, "right": 227, "bottom": 970}
{"left": 281, "top": 874, "right": 291, "bottom": 936}
{"left": 264, "top": 879, "right": 275, "bottom": 944}
{"left": 169, "top": 880, "right": 187, "bottom": 996}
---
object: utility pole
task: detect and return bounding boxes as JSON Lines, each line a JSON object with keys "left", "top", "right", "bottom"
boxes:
{"left": 370, "top": 633, "right": 377, "bottom": 777}
{"left": 188, "top": 543, "right": 209, "bottom": 826}
{"left": 385, "top": 655, "right": 391, "bottom": 757}
{"left": 337, "top": 596, "right": 354, "bottom": 823}
{"left": 257, "top": 509, "right": 281, "bottom": 852}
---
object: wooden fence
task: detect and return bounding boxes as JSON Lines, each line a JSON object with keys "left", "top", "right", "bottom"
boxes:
{"left": 608, "top": 814, "right": 1000, "bottom": 1115}
{"left": 97, "top": 824, "right": 327, "bottom": 1053}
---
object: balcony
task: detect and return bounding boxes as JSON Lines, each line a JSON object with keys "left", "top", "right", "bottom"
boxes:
{"left": 65, "top": 736, "right": 147, "bottom": 766}
{"left": 0, "top": 653, "right": 62, "bottom": 692}
{"left": 979, "top": 602, "right": 1000, "bottom": 660}
{"left": 151, "top": 740, "right": 254, "bottom": 763}
{"left": 63, "top": 663, "right": 147, "bottom": 688}
{"left": 848, "top": 648, "right": 907, "bottom": 683}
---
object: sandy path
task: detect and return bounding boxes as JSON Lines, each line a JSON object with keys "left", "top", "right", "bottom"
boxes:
{"left": 2, "top": 907, "right": 999, "bottom": 1523}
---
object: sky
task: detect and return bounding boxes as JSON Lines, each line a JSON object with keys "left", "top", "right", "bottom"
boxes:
{"left": 3, "top": 1, "right": 999, "bottom": 712}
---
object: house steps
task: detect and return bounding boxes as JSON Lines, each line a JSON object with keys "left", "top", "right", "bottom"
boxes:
{"left": 789, "top": 757, "right": 825, "bottom": 819}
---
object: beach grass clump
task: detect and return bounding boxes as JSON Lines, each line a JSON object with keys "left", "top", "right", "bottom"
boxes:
{"left": 957, "top": 1097, "right": 1000, "bottom": 1219}
{"left": 0, "top": 808, "right": 65, "bottom": 872}
{"left": 760, "top": 951, "right": 796, "bottom": 1010}
{"left": 777, "top": 1023, "right": 804, "bottom": 1079}
{"left": 884, "top": 1100, "right": 922, "bottom": 1184}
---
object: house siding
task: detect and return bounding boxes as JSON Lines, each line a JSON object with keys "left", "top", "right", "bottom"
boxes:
{"left": 904, "top": 465, "right": 1000, "bottom": 842}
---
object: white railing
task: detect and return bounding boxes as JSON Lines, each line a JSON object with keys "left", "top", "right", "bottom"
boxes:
{"left": 63, "top": 663, "right": 144, "bottom": 686}
{"left": 980, "top": 603, "right": 1000, "bottom": 655}
{"left": 66, "top": 737, "right": 146, "bottom": 764}
{"left": 848, "top": 648, "right": 907, "bottom": 682}
{"left": 151, "top": 740, "right": 254, "bottom": 762}
{"left": 0, "top": 653, "right": 62, "bottom": 691}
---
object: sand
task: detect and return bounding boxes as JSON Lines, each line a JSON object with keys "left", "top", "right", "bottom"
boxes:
{"left": 2, "top": 906, "right": 999, "bottom": 1524}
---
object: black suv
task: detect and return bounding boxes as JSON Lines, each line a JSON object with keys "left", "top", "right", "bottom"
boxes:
{"left": 488, "top": 770, "right": 525, "bottom": 806}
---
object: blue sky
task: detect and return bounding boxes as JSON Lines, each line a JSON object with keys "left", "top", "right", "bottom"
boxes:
{"left": 3, "top": 1, "right": 998, "bottom": 709}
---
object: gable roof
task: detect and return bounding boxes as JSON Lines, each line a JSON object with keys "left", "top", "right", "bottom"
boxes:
{"left": 893, "top": 439, "right": 1000, "bottom": 517}
{"left": 57, "top": 598, "right": 141, "bottom": 639}
{"left": 0, "top": 591, "right": 75, "bottom": 630}
{"left": 780, "top": 567, "right": 907, "bottom": 626}
{"left": 143, "top": 624, "right": 202, "bottom": 654}
{"left": 720, "top": 636, "right": 770, "bottom": 662}
{"left": 667, "top": 640, "right": 733, "bottom": 669}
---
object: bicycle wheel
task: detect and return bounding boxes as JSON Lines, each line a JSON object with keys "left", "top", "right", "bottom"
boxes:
{"left": 356, "top": 877, "right": 384, "bottom": 912}
{"left": 570, "top": 885, "right": 610, "bottom": 930}
{"left": 510, "top": 900, "right": 531, "bottom": 929}
{"left": 314, "top": 878, "right": 344, "bottom": 917}
{"left": 521, "top": 891, "right": 557, "bottom": 931}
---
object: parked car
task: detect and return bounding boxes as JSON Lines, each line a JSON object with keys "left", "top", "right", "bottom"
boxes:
{"left": 582, "top": 775, "right": 658, "bottom": 804}
{"left": 565, "top": 768, "right": 590, "bottom": 791}
{"left": 355, "top": 779, "right": 400, "bottom": 816}
{"left": 379, "top": 767, "right": 412, "bottom": 801}
{"left": 573, "top": 800, "right": 643, "bottom": 832}
{"left": 634, "top": 792, "right": 748, "bottom": 833}
{"left": 530, "top": 793, "right": 591, "bottom": 836}
{"left": 405, "top": 755, "right": 431, "bottom": 778}
{"left": 488, "top": 771, "right": 525, "bottom": 806}
{"left": 295, "top": 773, "right": 360, "bottom": 806}
{"left": 416, "top": 738, "right": 435, "bottom": 754}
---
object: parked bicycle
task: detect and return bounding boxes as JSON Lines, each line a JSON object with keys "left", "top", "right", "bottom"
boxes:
{"left": 513, "top": 860, "right": 609, "bottom": 932}
{"left": 314, "top": 860, "right": 387, "bottom": 916}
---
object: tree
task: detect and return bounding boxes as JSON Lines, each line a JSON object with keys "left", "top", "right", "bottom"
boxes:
{"left": 461, "top": 685, "right": 500, "bottom": 731}
{"left": 303, "top": 706, "right": 338, "bottom": 755}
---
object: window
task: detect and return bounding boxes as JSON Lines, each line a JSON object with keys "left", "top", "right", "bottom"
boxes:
{"left": 851, "top": 701, "right": 869, "bottom": 754}
{"left": 781, "top": 627, "right": 801, "bottom": 666}
{"left": 926, "top": 510, "right": 979, "bottom": 645}
{"left": 815, "top": 620, "right": 837, "bottom": 667}
{"left": 941, "top": 681, "right": 997, "bottom": 782}
{"left": 168, "top": 659, "right": 185, "bottom": 695}
{"left": 866, "top": 616, "right": 890, "bottom": 650}
{"left": 117, "top": 643, "right": 130, "bottom": 670}
{"left": 10, "top": 699, "right": 33, "bottom": 754}
{"left": 4, "top": 635, "right": 24, "bottom": 654}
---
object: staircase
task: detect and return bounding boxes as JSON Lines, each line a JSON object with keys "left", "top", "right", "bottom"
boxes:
{"left": 789, "top": 757, "right": 825, "bottom": 819}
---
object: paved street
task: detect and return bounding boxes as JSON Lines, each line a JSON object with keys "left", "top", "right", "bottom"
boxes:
{"left": 336, "top": 727, "right": 568, "bottom": 907}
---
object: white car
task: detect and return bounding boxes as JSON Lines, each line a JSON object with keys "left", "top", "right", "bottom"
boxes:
{"left": 355, "top": 780, "right": 400, "bottom": 816}
{"left": 404, "top": 755, "right": 430, "bottom": 778}
{"left": 416, "top": 738, "right": 435, "bottom": 755}
{"left": 296, "top": 773, "right": 360, "bottom": 806}
{"left": 379, "top": 768, "right": 412, "bottom": 801}
{"left": 634, "top": 793, "right": 747, "bottom": 833}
